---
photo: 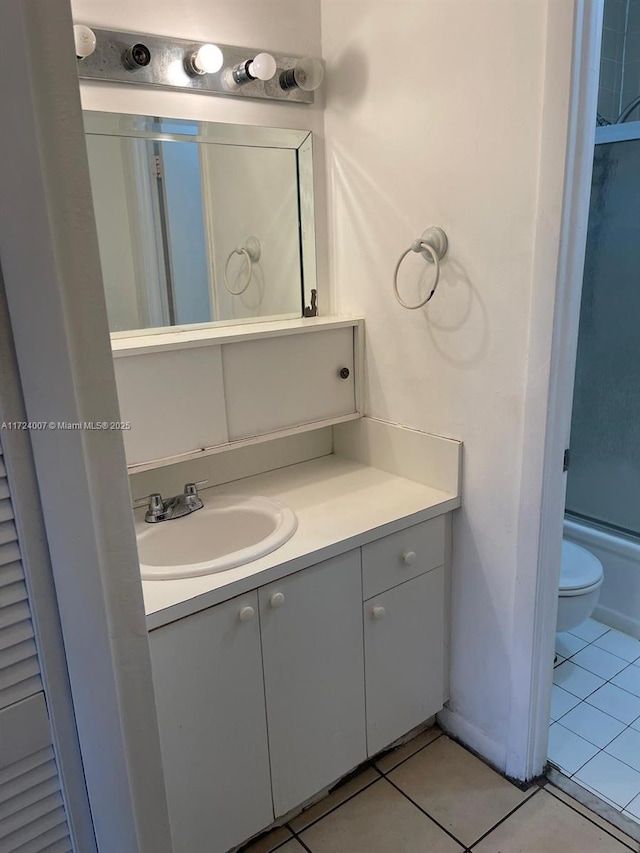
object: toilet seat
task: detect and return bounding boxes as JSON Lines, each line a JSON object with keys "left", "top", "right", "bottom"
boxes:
{"left": 559, "top": 540, "right": 604, "bottom": 597}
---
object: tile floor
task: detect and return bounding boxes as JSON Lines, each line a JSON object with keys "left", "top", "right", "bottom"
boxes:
{"left": 240, "top": 727, "right": 639, "bottom": 853}
{"left": 551, "top": 618, "right": 640, "bottom": 824}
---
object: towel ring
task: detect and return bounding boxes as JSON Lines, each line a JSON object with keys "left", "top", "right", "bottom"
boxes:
{"left": 224, "top": 236, "right": 261, "bottom": 296}
{"left": 393, "top": 226, "right": 448, "bottom": 310}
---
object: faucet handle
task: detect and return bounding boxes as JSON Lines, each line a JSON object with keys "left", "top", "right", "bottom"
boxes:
{"left": 134, "top": 493, "right": 166, "bottom": 523}
{"left": 184, "top": 480, "right": 208, "bottom": 496}
{"left": 134, "top": 492, "right": 163, "bottom": 508}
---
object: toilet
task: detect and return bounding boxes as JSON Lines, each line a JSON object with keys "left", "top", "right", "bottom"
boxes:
{"left": 557, "top": 539, "right": 604, "bottom": 633}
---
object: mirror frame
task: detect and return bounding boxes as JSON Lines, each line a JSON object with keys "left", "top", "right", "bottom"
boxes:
{"left": 83, "top": 111, "right": 317, "bottom": 340}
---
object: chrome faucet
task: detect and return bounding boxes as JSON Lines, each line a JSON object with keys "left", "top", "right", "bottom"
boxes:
{"left": 135, "top": 480, "right": 208, "bottom": 523}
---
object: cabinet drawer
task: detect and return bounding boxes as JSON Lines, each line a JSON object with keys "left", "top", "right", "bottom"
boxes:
{"left": 362, "top": 516, "right": 445, "bottom": 600}
{"left": 364, "top": 568, "right": 445, "bottom": 756}
{"left": 222, "top": 328, "right": 356, "bottom": 440}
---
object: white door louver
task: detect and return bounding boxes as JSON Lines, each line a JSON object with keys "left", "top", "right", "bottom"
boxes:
{"left": 0, "top": 439, "right": 72, "bottom": 852}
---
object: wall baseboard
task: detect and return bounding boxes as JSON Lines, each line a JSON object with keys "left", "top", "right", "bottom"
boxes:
{"left": 593, "top": 603, "right": 640, "bottom": 642}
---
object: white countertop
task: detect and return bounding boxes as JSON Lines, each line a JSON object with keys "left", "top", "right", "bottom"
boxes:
{"left": 142, "top": 454, "right": 460, "bottom": 630}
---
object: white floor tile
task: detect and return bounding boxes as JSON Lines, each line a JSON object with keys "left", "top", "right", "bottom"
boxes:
{"left": 587, "top": 683, "right": 640, "bottom": 725}
{"left": 574, "top": 751, "right": 640, "bottom": 808}
{"left": 554, "top": 654, "right": 566, "bottom": 668}
{"left": 572, "top": 779, "right": 621, "bottom": 811}
{"left": 625, "top": 793, "right": 640, "bottom": 819}
{"left": 594, "top": 629, "right": 640, "bottom": 664}
{"left": 569, "top": 619, "right": 610, "bottom": 642}
{"left": 553, "top": 660, "right": 606, "bottom": 699}
{"left": 559, "top": 702, "right": 626, "bottom": 748}
{"left": 605, "top": 726, "right": 640, "bottom": 772}
{"left": 550, "top": 685, "right": 581, "bottom": 721}
{"left": 570, "top": 645, "right": 628, "bottom": 680}
{"left": 611, "top": 663, "right": 640, "bottom": 698}
{"left": 632, "top": 718, "right": 640, "bottom": 733}
{"left": 547, "top": 723, "right": 600, "bottom": 775}
{"left": 555, "top": 632, "right": 588, "bottom": 659}
{"left": 622, "top": 809, "right": 640, "bottom": 825}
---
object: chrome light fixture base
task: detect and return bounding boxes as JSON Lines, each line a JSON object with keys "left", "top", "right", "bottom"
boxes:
{"left": 75, "top": 27, "right": 318, "bottom": 104}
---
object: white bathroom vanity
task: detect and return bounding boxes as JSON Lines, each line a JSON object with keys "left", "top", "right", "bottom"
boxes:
{"left": 142, "top": 419, "right": 461, "bottom": 853}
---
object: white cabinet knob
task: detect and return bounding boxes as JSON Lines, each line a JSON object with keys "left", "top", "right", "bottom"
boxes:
{"left": 238, "top": 605, "right": 255, "bottom": 622}
{"left": 372, "top": 605, "right": 386, "bottom": 620}
{"left": 270, "top": 592, "right": 285, "bottom": 608}
{"left": 402, "top": 550, "right": 416, "bottom": 566}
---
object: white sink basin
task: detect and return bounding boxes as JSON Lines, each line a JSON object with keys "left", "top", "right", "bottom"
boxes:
{"left": 137, "top": 495, "right": 297, "bottom": 580}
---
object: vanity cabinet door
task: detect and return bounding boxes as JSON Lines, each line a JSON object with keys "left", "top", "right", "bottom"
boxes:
{"left": 149, "top": 592, "right": 273, "bottom": 853}
{"left": 364, "top": 568, "right": 445, "bottom": 757}
{"left": 223, "top": 327, "right": 356, "bottom": 440}
{"left": 259, "top": 550, "right": 366, "bottom": 816}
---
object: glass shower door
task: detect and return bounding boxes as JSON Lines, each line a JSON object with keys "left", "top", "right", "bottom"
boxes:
{"left": 566, "top": 136, "right": 640, "bottom": 536}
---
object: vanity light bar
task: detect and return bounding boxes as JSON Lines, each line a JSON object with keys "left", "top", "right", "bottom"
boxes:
{"left": 74, "top": 27, "right": 321, "bottom": 104}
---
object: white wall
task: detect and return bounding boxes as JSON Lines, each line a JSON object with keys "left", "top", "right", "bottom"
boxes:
{"left": 70, "top": 0, "right": 579, "bottom": 778}
{"left": 70, "top": 0, "right": 329, "bottom": 310}
{"left": 202, "top": 145, "right": 302, "bottom": 320}
{"left": 321, "top": 0, "right": 575, "bottom": 771}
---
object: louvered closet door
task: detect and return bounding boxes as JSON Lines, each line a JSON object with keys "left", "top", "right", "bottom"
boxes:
{"left": 0, "top": 441, "right": 73, "bottom": 852}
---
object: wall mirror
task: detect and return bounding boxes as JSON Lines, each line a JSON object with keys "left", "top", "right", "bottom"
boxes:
{"left": 83, "top": 112, "right": 317, "bottom": 337}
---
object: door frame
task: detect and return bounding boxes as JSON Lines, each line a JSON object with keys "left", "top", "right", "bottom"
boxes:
{"left": 505, "top": 0, "right": 603, "bottom": 781}
{"left": 0, "top": 3, "right": 172, "bottom": 849}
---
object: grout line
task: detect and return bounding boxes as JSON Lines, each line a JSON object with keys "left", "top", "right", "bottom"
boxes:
{"left": 272, "top": 833, "right": 298, "bottom": 853}
{"left": 288, "top": 831, "right": 313, "bottom": 853}
{"left": 383, "top": 774, "right": 478, "bottom": 850}
{"left": 287, "top": 768, "right": 383, "bottom": 835}
{"left": 551, "top": 623, "right": 640, "bottom": 816}
{"left": 239, "top": 829, "right": 296, "bottom": 853}
{"left": 571, "top": 772, "right": 629, "bottom": 814}
{"left": 552, "top": 706, "right": 629, "bottom": 749}
{"left": 545, "top": 783, "right": 639, "bottom": 853}
{"left": 285, "top": 730, "right": 446, "bottom": 839}
{"left": 554, "top": 644, "right": 640, "bottom": 711}
{"left": 562, "top": 626, "right": 640, "bottom": 670}
{"left": 549, "top": 728, "right": 640, "bottom": 814}
{"left": 375, "top": 731, "right": 444, "bottom": 776}
{"left": 463, "top": 786, "right": 543, "bottom": 849}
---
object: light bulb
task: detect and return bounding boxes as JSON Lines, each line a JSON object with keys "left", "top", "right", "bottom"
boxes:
{"left": 222, "top": 52, "right": 277, "bottom": 89}
{"left": 189, "top": 43, "right": 223, "bottom": 75}
{"left": 247, "top": 52, "right": 276, "bottom": 81}
{"left": 279, "top": 58, "right": 324, "bottom": 92}
{"left": 73, "top": 24, "right": 96, "bottom": 59}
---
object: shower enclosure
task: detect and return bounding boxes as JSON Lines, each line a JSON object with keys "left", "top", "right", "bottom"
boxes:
{"left": 565, "top": 121, "right": 640, "bottom": 638}
{"left": 565, "top": 115, "right": 640, "bottom": 639}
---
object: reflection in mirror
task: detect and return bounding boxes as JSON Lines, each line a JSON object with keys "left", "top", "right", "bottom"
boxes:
{"left": 83, "top": 113, "right": 317, "bottom": 336}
